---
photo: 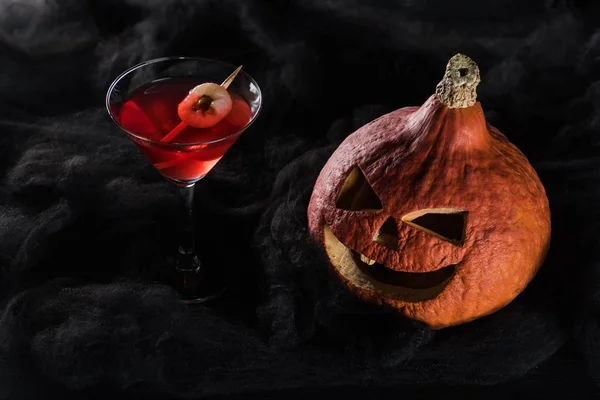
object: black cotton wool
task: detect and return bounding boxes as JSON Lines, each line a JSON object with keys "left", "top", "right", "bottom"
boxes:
{"left": 1, "top": 0, "right": 600, "bottom": 399}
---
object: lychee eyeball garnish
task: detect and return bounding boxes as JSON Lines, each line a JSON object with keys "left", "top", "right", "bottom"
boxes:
{"left": 177, "top": 82, "right": 233, "bottom": 128}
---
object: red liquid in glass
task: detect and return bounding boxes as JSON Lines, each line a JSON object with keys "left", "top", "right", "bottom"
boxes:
{"left": 117, "top": 77, "right": 252, "bottom": 183}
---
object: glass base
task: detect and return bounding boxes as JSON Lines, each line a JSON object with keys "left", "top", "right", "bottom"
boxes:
{"left": 165, "top": 254, "right": 227, "bottom": 304}
{"left": 174, "top": 268, "right": 228, "bottom": 304}
{"left": 164, "top": 176, "right": 204, "bottom": 187}
{"left": 184, "top": 289, "right": 227, "bottom": 304}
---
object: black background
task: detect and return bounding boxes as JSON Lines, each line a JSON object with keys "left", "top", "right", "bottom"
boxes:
{"left": 1, "top": 0, "right": 600, "bottom": 398}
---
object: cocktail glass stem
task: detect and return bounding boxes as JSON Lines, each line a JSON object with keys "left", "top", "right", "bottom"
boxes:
{"left": 172, "top": 180, "right": 224, "bottom": 303}
{"left": 176, "top": 183, "right": 200, "bottom": 272}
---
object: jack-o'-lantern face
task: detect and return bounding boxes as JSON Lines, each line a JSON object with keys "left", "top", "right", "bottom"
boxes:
{"left": 326, "top": 165, "right": 467, "bottom": 302}
{"left": 307, "top": 54, "right": 551, "bottom": 329}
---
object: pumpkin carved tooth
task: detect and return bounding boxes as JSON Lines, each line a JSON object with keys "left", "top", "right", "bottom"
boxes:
{"left": 360, "top": 254, "right": 376, "bottom": 265}
{"left": 308, "top": 53, "right": 551, "bottom": 329}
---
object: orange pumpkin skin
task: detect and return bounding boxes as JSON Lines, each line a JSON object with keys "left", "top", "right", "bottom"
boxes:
{"left": 307, "top": 55, "right": 551, "bottom": 329}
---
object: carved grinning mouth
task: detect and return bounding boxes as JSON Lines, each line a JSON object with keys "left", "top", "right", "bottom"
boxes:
{"left": 323, "top": 225, "right": 457, "bottom": 302}
{"left": 353, "top": 251, "right": 456, "bottom": 289}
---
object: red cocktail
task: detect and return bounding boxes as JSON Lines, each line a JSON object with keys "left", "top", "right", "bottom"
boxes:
{"left": 116, "top": 77, "right": 252, "bottom": 183}
{"left": 106, "top": 57, "right": 262, "bottom": 303}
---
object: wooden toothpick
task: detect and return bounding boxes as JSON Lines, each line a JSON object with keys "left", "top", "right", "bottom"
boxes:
{"left": 221, "top": 65, "right": 243, "bottom": 89}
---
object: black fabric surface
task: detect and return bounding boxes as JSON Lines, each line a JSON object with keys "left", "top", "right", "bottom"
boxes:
{"left": 1, "top": 0, "right": 600, "bottom": 398}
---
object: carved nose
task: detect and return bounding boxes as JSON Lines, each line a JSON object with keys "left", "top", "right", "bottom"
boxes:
{"left": 373, "top": 217, "right": 399, "bottom": 250}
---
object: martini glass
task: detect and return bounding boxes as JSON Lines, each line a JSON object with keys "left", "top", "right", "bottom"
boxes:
{"left": 106, "top": 57, "right": 262, "bottom": 303}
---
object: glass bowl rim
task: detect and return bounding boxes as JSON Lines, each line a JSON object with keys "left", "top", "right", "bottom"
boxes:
{"left": 105, "top": 56, "right": 262, "bottom": 147}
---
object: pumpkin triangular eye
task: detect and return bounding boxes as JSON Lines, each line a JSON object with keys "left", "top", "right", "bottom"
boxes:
{"left": 336, "top": 167, "right": 383, "bottom": 211}
{"left": 402, "top": 208, "right": 467, "bottom": 246}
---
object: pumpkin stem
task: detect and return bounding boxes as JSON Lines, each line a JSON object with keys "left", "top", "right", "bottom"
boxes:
{"left": 435, "top": 53, "right": 480, "bottom": 108}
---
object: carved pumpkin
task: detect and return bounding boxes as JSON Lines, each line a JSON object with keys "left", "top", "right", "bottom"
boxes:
{"left": 307, "top": 54, "right": 551, "bottom": 329}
